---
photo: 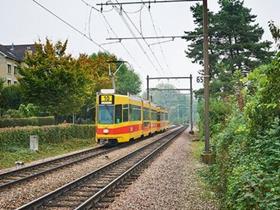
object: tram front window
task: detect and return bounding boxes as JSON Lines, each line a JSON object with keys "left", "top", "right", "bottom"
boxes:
{"left": 98, "top": 105, "right": 114, "bottom": 124}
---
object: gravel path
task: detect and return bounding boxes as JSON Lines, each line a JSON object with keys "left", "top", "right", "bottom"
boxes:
{"left": 0, "top": 129, "right": 177, "bottom": 209}
{"left": 109, "top": 130, "right": 218, "bottom": 210}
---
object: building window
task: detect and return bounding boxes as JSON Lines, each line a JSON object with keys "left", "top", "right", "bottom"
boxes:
{"left": 14, "top": 81, "right": 17, "bottom": 84}
{"left": 14, "top": 66, "right": 18, "bottom": 75}
{"left": 7, "top": 79, "right": 11, "bottom": 85}
{"left": 7, "top": 64, "right": 12, "bottom": 74}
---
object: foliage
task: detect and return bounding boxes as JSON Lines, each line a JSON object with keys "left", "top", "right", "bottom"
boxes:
{"left": 202, "top": 54, "right": 280, "bottom": 209}
{"left": 269, "top": 21, "right": 280, "bottom": 49}
{"left": 0, "top": 78, "right": 4, "bottom": 91}
{"left": 78, "top": 52, "right": 113, "bottom": 106}
{"left": 0, "top": 124, "right": 95, "bottom": 152}
{"left": 185, "top": 0, "right": 273, "bottom": 91}
{"left": 197, "top": 97, "right": 232, "bottom": 138}
{"left": 2, "top": 103, "right": 40, "bottom": 118}
{"left": 19, "top": 39, "right": 90, "bottom": 117}
{"left": 115, "top": 63, "right": 141, "bottom": 95}
{"left": 18, "top": 103, "right": 40, "bottom": 117}
{"left": 0, "top": 84, "right": 23, "bottom": 112}
{"left": 245, "top": 52, "right": 280, "bottom": 133}
{"left": 206, "top": 113, "right": 280, "bottom": 209}
{"left": 144, "top": 83, "right": 191, "bottom": 124}
{"left": 78, "top": 52, "right": 142, "bottom": 105}
{"left": 0, "top": 116, "right": 55, "bottom": 128}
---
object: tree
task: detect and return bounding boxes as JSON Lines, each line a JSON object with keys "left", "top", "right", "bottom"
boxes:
{"left": 79, "top": 52, "right": 142, "bottom": 100}
{"left": 245, "top": 52, "right": 280, "bottom": 132}
{"left": 115, "top": 63, "right": 141, "bottom": 95}
{"left": 269, "top": 20, "right": 280, "bottom": 49}
{"left": 145, "top": 83, "right": 191, "bottom": 124}
{"left": 77, "top": 52, "right": 141, "bottom": 122}
{"left": 185, "top": 0, "right": 273, "bottom": 78}
{"left": 19, "top": 39, "right": 89, "bottom": 118}
{"left": 0, "top": 84, "right": 23, "bottom": 111}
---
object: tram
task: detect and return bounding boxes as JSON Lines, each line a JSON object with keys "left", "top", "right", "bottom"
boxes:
{"left": 96, "top": 89, "right": 169, "bottom": 145}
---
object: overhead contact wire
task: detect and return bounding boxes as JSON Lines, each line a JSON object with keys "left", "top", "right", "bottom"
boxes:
{"left": 119, "top": 5, "right": 165, "bottom": 74}
{"left": 32, "top": 0, "right": 107, "bottom": 51}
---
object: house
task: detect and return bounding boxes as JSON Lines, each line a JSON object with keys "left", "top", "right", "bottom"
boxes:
{"left": 0, "top": 44, "right": 35, "bottom": 85}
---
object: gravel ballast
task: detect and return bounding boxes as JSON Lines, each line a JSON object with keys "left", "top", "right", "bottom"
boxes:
{"left": 109, "top": 130, "right": 218, "bottom": 210}
{"left": 0, "top": 129, "right": 177, "bottom": 209}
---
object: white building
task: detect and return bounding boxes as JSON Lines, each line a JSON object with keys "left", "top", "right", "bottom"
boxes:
{"left": 0, "top": 44, "right": 34, "bottom": 85}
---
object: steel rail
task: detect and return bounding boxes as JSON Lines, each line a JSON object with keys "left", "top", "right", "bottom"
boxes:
{"left": 76, "top": 127, "right": 185, "bottom": 209}
{"left": 0, "top": 146, "right": 117, "bottom": 190}
{"left": 17, "top": 126, "right": 185, "bottom": 210}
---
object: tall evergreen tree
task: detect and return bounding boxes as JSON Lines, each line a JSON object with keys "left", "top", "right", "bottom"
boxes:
{"left": 269, "top": 20, "right": 280, "bottom": 49}
{"left": 185, "top": 0, "right": 273, "bottom": 78}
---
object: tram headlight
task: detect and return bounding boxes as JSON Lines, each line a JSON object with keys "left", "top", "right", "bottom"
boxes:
{"left": 103, "top": 128, "right": 109, "bottom": 134}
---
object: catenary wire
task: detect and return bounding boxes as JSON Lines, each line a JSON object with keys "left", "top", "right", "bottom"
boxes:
{"left": 82, "top": 0, "right": 142, "bottom": 70}
{"left": 146, "top": 6, "right": 170, "bottom": 72}
{"left": 32, "top": 0, "right": 107, "bottom": 51}
{"left": 110, "top": 3, "right": 161, "bottom": 74}
{"left": 112, "top": 0, "right": 165, "bottom": 73}
{"left": 101, "top": 13, "right": 142, "bottom": 69}
{"left": 120, "top": 7, "right": 165, "bottom": 74}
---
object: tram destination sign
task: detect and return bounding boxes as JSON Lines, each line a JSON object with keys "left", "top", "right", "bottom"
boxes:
{"left": 99, "top": 95, "right": 114, "bottom": 104}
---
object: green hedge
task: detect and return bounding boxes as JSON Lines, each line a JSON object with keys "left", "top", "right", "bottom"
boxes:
{"left": 0, "top": 124, "right": 95, "bottom": 150}
{"left": 0, "top": 116, "right": 55, "bottom": 128}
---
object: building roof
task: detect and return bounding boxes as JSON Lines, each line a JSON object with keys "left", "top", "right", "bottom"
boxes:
{"left": 0, "top": 44, "right": 35, "bottom": 62}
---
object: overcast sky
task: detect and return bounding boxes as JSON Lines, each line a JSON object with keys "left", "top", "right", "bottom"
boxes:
{"left": 1, "top": 0, "right": 279, "bottom": 91}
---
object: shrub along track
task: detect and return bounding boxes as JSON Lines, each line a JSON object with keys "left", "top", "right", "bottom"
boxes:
{"left": 17, "top": 126, "right": 186, "bottom": 210}
{"left": 0, "top": 145, "right": 119, "bottom": 190}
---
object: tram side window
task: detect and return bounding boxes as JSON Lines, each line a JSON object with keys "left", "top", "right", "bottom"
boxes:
{"left": 130, "top": 105, "right": 141, "bottom": 121}
{"left": 160, "top": 112, "right": 164, "bottom": 121}
{"left": 123, "top": 104, "right": 129, "bottom": 122}
{"left": 115, "top": 105, "right": 122, "bottom": 123}
{"left": 157, "top": 112, "right": 160, "bottom": 121}
{"left": 151, "top": 111, "right": 157, "bottom": 121}
{"left": 143, "top": 108, "right": 150, "bottom": 120}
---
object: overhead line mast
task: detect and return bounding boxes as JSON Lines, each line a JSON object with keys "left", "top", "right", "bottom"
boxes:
{"left": 147, "top": 75, "right": 194, "bottom": 134}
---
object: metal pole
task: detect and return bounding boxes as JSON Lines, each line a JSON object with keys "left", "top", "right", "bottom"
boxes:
{"left": 147, "top": 75, "right": 149, "bottom": 100}
{"left": 190, "top": 74, "right": 194, "bottom": 134}
{"left": 112, "top": 75, "right": 116, "bottom": 90}
{"left": 203, "top": 0, "right": 210, "bottom": 152}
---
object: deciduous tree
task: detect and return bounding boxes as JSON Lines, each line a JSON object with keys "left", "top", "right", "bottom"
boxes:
{"left": 19, "top": 39, "right": 89, "bottom": 118}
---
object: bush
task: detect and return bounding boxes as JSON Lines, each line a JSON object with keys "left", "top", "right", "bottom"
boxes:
{"left": 0, "top": 116, "right": 55, "bottom": 128}
{"left": 0, "top": 124, "right": 95, "bottom": 150}
{"left": 197, "top": 97, "right": 232, "bottom": 138}
{"left": 204, "top": 110, "right": 280, "bottom": 209}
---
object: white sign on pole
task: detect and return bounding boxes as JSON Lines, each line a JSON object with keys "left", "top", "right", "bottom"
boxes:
{"left": 30, "top": 135, "right": 39, "bottom": 151}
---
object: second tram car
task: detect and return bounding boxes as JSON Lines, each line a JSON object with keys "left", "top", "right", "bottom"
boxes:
{"left": 96, "top": 90, "right": 169, "bottom": 145}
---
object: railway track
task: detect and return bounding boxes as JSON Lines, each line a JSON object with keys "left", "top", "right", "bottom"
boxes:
{"left": 17, "top": 126, "right": 186, "bottom": 210}
{"left": 0, "top": 145, "right": 118, "bottom": 190}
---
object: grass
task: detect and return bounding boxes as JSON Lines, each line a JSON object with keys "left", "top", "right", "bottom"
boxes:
{"left": 191, "top": 140, "right": 205, "bottom": 161}
{"left": 190, "top": 138, "right": 219, "bottom": 206}
{"left": 0, "top": 138, "right": 96, "bottom": 170}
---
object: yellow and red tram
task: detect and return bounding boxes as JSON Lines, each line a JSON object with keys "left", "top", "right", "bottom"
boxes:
{"left": 96, "top": 90, "right": 169, "bottom": 145}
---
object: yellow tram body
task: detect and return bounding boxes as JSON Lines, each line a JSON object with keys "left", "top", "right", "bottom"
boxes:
{"left": 96, "top": 91, "right": 169, "bottom": 145}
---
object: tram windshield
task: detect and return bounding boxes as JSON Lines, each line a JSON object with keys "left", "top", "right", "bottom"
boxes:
{"left": 98, "top": 105, "right": 114, "bottom": 124}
